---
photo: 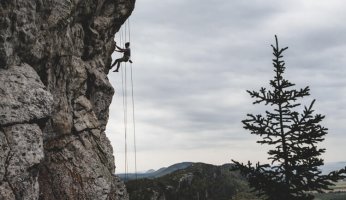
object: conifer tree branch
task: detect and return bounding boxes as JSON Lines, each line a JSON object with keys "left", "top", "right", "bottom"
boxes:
{"left": 232, "top": 36, "right": 344, "bottom": 200}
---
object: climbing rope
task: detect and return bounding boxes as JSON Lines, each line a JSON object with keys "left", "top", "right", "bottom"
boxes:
{"left": 127, "top": 18, "right": 138, "bottom": 181}
{"left": 118, "top": 18, "right": 137, "bottom": 181}
{"left": 119, "top": 26, "right": 129, "bottom": 181}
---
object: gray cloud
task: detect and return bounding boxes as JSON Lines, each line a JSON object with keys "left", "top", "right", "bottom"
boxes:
{"left": 107, "top": 0, "right": 346, "bottom": 172}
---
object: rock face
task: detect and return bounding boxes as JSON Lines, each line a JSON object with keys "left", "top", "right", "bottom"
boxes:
{"left": 0, "top": 0, "right": 135, "bottom": 199}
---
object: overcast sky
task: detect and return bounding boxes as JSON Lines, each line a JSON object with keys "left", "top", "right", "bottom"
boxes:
{"left": 106, "top": 0, "right": 346, "bottom": 173}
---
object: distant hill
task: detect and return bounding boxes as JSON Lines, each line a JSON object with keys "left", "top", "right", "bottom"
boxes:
{"left": 125, "top": 162, "right": 261, "bottom": 200}
{"left": 123, "top": 162, "right": 346, "bottom": 200}
{"left": 320, "top": 161, "right": 346, "bottom": 174}
{"left": 145, "top": 169, "right": 156, "bottom": 174}
{"left": 117, "top": 162, "right": 193, "bottom": 181}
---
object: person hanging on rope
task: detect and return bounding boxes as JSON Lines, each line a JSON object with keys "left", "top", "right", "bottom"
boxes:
{"left": 110, "top": 42, "right": 132, "bottom": 72}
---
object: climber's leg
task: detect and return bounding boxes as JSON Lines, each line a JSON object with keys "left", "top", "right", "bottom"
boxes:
{"left": 113, "top": 57, "right": 128, "bottom": 72}
{"left": 113, "top": 61, "right": 121, "bottom": 72}
{"left": 110, "top": 59, "right": 119, "bottom": 69}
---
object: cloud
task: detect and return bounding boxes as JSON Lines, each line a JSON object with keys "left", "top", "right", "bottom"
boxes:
{"left": 107, "top": 0, "right": 346, "bottom": 172}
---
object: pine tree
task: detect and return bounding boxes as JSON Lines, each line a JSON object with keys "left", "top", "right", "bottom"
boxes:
{"left": 232, "top": 36, "right": 346, "bottom": 200}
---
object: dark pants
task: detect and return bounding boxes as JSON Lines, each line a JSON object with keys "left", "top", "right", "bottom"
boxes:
{"left": 111, "top": 56, "right": 129, "bottom": 71}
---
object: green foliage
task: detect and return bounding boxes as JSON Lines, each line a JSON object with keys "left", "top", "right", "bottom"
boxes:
{"left": 126, "top": 163, "right": 261, "bottom": 200}
{"left": 232, "top": 36, "right": 346, "bottom": 200}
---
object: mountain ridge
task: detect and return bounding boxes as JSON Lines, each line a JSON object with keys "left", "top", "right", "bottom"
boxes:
{"left": 117, "top": 160, "right": 346, "bottom": 181}
{"left": 117, "top": 162, "right": 194, "bottom": 181}
{"left": 125, "top": 162, "right": 258, "bottom": 200}
{"left": 124, "top": 162, "right": 346, "bottom": 200}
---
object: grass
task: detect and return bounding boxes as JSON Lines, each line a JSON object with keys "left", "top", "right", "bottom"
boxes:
{"left": 313, "top": 180, "right": 346, "bottom": 200}
{"left": 314, "top": 192, "right": 346, "bottom": 200}
{"left": 330, "top": 180, "right": 346, "bottom": 191}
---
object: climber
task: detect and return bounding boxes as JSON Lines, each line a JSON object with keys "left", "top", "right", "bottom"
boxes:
{"left": 110, "top": 42, "right": 132, "bottom": 72}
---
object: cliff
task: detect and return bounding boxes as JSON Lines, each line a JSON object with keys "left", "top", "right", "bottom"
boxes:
{"left": 0, "top": 0, "right": 135, "bottom": 199}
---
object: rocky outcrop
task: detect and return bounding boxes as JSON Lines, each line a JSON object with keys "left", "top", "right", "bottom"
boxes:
{"left": 0, "top": 0, "right": 135, "bottom": 199}
{"left": 0, "top": 64, "right": 52, "bottom": 199}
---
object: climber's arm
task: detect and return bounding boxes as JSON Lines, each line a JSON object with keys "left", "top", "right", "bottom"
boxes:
{"left": 115, "top": 44, "right": 125, "bottom": 51}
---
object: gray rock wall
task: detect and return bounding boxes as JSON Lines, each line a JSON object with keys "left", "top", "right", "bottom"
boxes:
{"left": 0, "top": 0, "right": 135, "bottom": 199}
